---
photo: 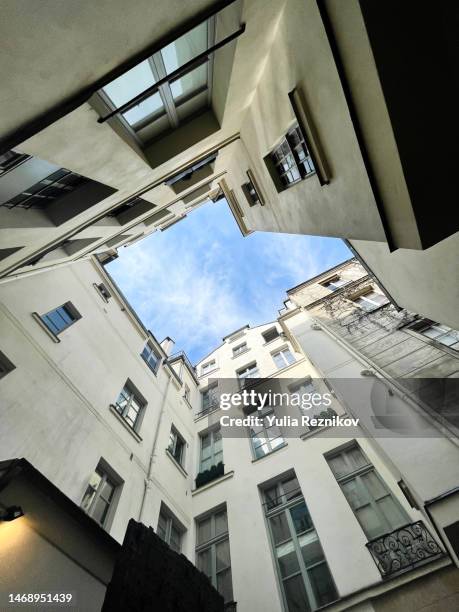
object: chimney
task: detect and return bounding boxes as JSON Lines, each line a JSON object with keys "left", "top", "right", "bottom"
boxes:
{"left": 160, "top": 336, "right": 175, "bottom": 356}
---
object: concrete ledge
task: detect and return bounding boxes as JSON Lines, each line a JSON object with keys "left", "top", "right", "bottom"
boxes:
{"left": 191, "top": 471, "right": 234, "bottom": 496}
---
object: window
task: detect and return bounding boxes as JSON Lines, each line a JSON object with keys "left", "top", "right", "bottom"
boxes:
{"left": 201, "top": 359, "right": 216, "bottom": 375}
{"left": 196, "top": 508, "right": 233, "bottom": 604}
{"left": 201, "top": 382, "right": 218, "bottom": 414}
{"left": 1, "top": 167, "right": 88, "bottom": 210}
{"left": 352, "top": 290, "right": 388, "bottom": 312}
{"left": 40, "top": 302, "right": 81, "bottom": 335}
{"left": 0, "top": 350, "right": 16, "bottom": 380}
{"left": 114, "top": 382, "right": 146, "bottom": 431}
{"left": 184, "top": 383, "right": 191, "bottom": 403}
{"left": 141, "top": 342, "right": 161, "bottom": 373}
{"left": 81, "top": 463, "right": 119, "bottom": 527}
{"left": 0, "top": 150, "right": 29, "bottom": 176}
{"left": 326, "top": 443, "right": 409, "bottom": 540}
{"left": 232, "top": 342, "right": 247, "bottom": 357}
{"left": 168, "top": 426, "right": 186, "bottom": 466}
{"left": 262, "top": 327, "right": 280, "bottom": 343}
{"left": 270, "top": 126, "right": 315, "bottom": 190}
{"left": 263, "top": 475, "right": 337, "bottom": 611}
{"left": 249, "top": 408, "right": 285, "bottom": 459}
{"left": 199, "top": 428, "right": 223, "bottom": 473}
{"left": 408, "top": 319, "right": 459, "bottom": 350}
{"left": 99, "top": 18, "right": 215, "bottom": 145}
{"left": 242, "top": 177, "right": 261, "bottom": 206}
{"left": 322, "top": 277, "right": 350, "bottom": 291}
{"left": 93, "top": 282, "right": 111, "bottom": 301}
{"left": 157, "top": 508, "right": 183, "bottom": 553}
{"left": 237, "top": 362, "right": 259, "bottom": 386}
{"left": 272, "top": 348, "right": 295, "bottom": 370}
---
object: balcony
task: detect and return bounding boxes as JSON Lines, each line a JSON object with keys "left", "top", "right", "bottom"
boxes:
{"left": 366, "top": 521, "right": 444, "bottom": 579}
{"left": 224, "top": 602, "right": 237, "bottom": 612}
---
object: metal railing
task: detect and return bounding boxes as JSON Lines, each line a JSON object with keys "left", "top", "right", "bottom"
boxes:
{"left": 366, "top": 520, "right": 443, "bottom": 578}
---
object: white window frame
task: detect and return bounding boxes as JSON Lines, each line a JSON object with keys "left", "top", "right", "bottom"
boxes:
{"left": 195, "top": 507, "right": 233, "bottom": 604}
{"left": 232, "top": 342, "right": 248, "bottom": 357}
{"left": 141, "top": 342, "right": 161, "bottom": 373}
{"left": 201, "top": 359, "right": 217, "bottom": 375}
{"left": 272, "top": 347, "right": 295, "bottom": 370}
{"left": 168, "top": 426, "right": 186, "bottom": 467}
{"left": 249, "top": 407, "right": 285, "bottom": 459}
{"left": 113, "top": 381, "right": 146, "bottom": 431}
{"left": 326, "top": 443, "right": 409, "bottom": 540}
{"left": 262, "top": 475, "right": 337, "bottom": 611}
{"left": 157, "top": 507, "right": 183, "bottom": 553}
{"left": 199, "top": 427, "right": 223, "bottom": 473}
{"left": 81, "top": 462, "right": 121, "bottom": 529}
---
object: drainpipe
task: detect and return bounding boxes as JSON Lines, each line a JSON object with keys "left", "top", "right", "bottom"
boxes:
{"left": 138, "top": 369, "right": 173, "bottom": 523}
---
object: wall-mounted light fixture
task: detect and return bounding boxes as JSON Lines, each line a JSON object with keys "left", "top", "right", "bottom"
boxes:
{"left": 0, "top": 504, "right": 24, "bottom": 522}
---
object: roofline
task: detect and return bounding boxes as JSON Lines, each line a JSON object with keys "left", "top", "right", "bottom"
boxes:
{"left": 286, "top": 257, "right": 357, "bottom": 295}
{"left": 195, "top": 320, "right": 280, "bottom": 366}
{"left": 222, "top": 324, "right": 250, "bottom": 341}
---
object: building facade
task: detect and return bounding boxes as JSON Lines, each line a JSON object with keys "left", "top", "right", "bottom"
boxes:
{"left": 1, "top": 256, "right": 459, "bottom": 611}
{"left": 0, "top": 0, "right": 457, "bottom": 329}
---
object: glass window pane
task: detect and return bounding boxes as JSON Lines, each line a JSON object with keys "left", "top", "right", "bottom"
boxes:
{"left": 283, "top": 574, "right": 311, "bottom": 612}
{"left": 270, "top": 513, "right": 291, "bottom": 545}
{"left": 327, "top": 454, "right": 348, "bottom": 478}
{"left": 308, "top": 562, "right": 337, "bottom": 607}
{"left": 157, "top": 513, "right": 167, "bottom": 540}
{"left": 92, "top": 497, "right": 110, "bottom": 525}
{"left": 99, "top": 479, "right": 115, "bottom": 502}
{"left": 276, "top": 540, "right": 300, "bottom": 578}
{"left": 216, "top": 567, "right": 233, "bottom": 603}
{"left": 282, "top": 476, "right": 301, "bottom": 501}
{"left": 170, "top": 525, "right": 181, "bottom": 552}
{"left": 161, "top": 21, "right": 208, "bottom": 74}
{"left": 341, "top": 479, "right": 370, "bottom": 510}
{"left": 215, "top": 510, "right": 228, "bottom": 537}
{"left": 123, "top": 92, "right": 164, "bottom": 126}
{"left": 197, "top": 548, "right": 211, "bottom": 577}
{"left": 104, "top": 60, "right": 155, "bottom": 108}
{"left": 254, "top": 442, "right": 270, "bottom": 458}
{"left": 290, "top": 502, "right": 312, "bottom": 534}
{"left": 216, "top": 539, "right": 231, "bottom": 571}
{"left": 377, "top": 496, "right": 407, "bottom": 530}
{"left": 299, "top": 531, "right": 324, "bottom": 567}
{"left": 198, "top": 517, "right": 212, "bottom": 544}
{"left": 171, "top": 63, "right": 208, "bottom": 101}
{"left": 361, "top": 471, "right": 388, "bottom": 500}
{"left": 81, "top": 485, "right": 97, "bottom": 512}
{"left": 347, "top": 447, "right": 368, "bottom": 471}
{"left": 355, "top": 505, "right": 386, "bottom": 539}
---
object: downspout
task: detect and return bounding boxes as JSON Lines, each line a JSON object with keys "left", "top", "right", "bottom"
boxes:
{"left": 138, "top": 368, "right": 173, "bottom": 523}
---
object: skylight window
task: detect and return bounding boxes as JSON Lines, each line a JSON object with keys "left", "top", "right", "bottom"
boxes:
{"left": 99, "top": 19, "right": 215, "bottom": 143}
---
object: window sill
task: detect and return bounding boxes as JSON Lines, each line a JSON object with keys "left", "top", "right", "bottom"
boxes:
{"left": 165, "top": 448, "right": 188, "bottom": 477}
{"left": 262, "top": 337, "right": 281, "bottom": 347}
{"left": 109, "top": 404, "right": 142, "bottom": 442}
{"left": 191, "top": 471, "right": 234, "bottom": 496}
{"left": 251, "top": 442, "right": 288, "bottom": 463}
{"left": 32, "top": 312, "right": 61, "bottom": 343}
{"left": 198, "top": 369, "right": 219, "bottom": 380}
{"left": 300, "top": 414, "right": 348, "bottom": 440}
{"left": 231, "top": 348, "right": 250, "bottom": 359}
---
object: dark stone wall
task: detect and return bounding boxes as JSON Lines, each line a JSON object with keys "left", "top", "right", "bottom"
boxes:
{"left": 102, "top": 519, "right": 224, "bottom": 612}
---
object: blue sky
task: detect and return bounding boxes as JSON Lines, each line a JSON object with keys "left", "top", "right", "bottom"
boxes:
{"left": 107, "top": 199, "right": 351, "bottom": 363}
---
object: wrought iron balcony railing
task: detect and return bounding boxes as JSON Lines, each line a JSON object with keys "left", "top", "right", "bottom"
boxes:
{"left": 366, "top": 520, "right": 444, "bottom": 579}
{"left": 224, "top": 601, "right": 237, "bottom": 612}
